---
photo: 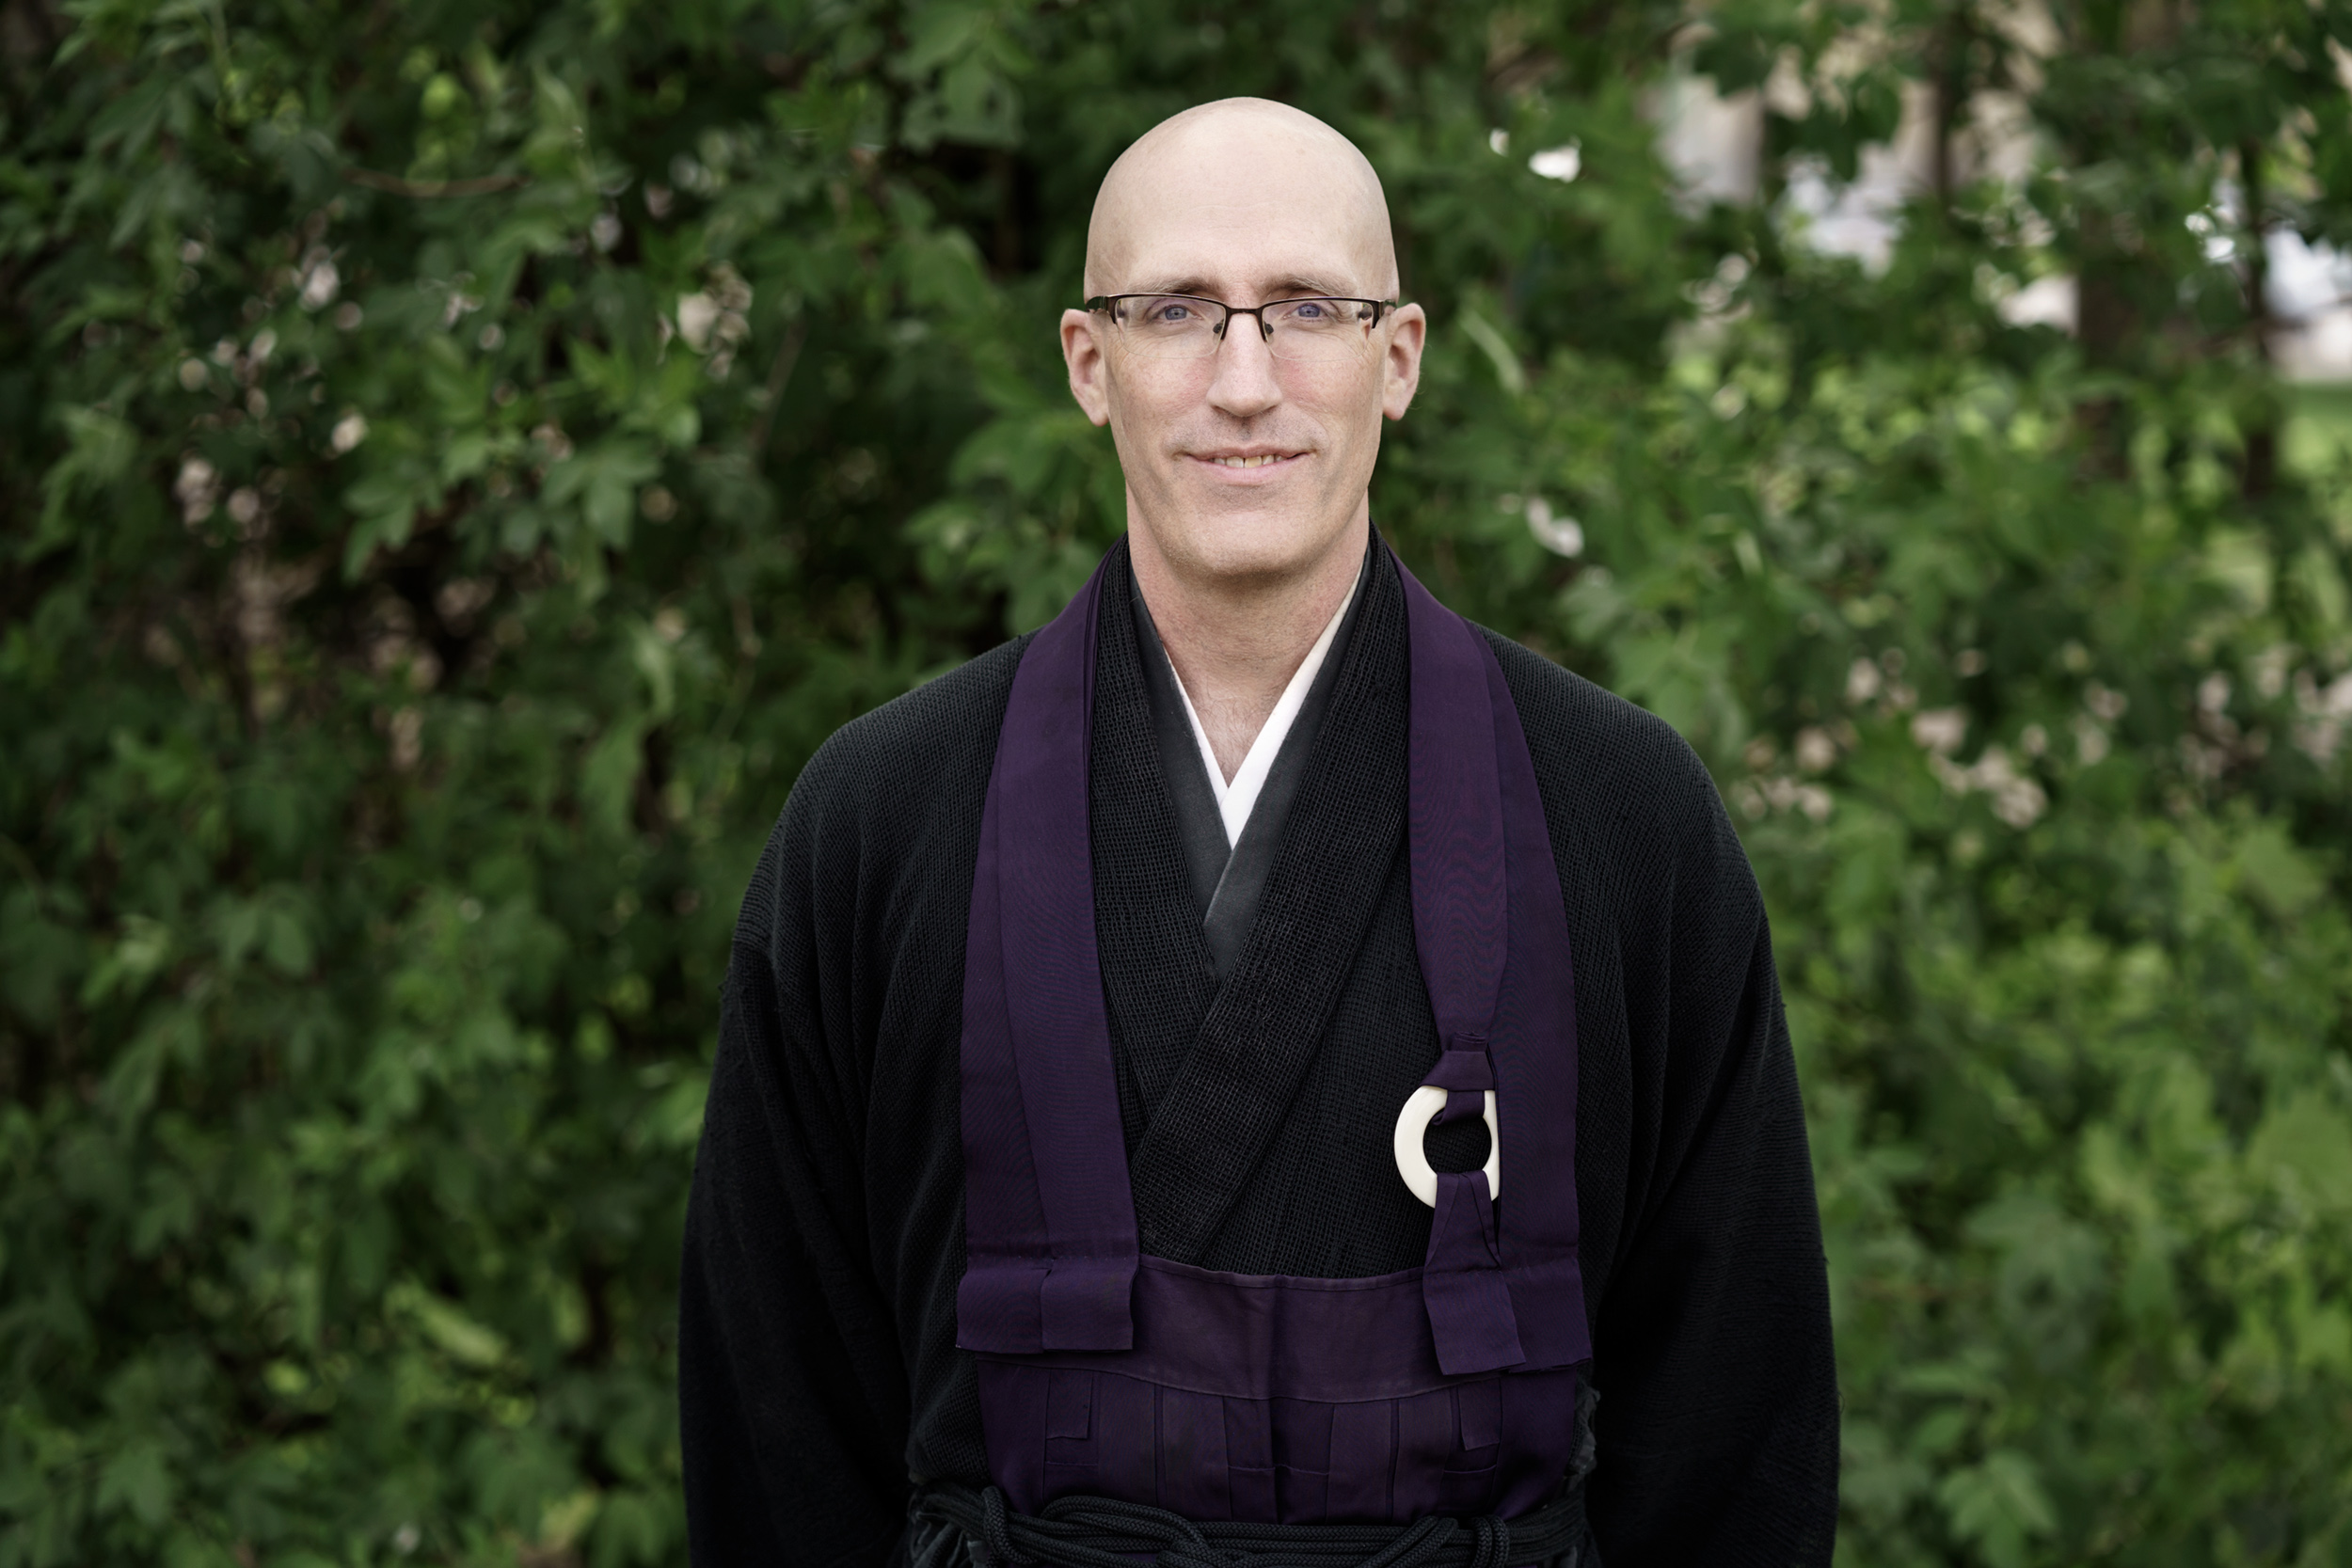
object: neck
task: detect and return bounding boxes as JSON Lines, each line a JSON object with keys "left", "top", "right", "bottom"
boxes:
{"left": 1129, "top": 506, "right": 1368, "bottom": 783}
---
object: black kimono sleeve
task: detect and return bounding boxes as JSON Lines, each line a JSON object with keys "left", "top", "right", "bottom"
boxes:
{"left": 1581, "top": 807, "right": 1837, "bottom": 1564}
{"left": 678, "top": 796, "right": 911, "bottom": 1566}
{"left": 680, "top": 641, "right": 1024, "bottom": 1568}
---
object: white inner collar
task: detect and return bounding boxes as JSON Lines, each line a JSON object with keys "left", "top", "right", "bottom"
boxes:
{"left": 1163, "top": 573, "right": 1359, "bottom": 848}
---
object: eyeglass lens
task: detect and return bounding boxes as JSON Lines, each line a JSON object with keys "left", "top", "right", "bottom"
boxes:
{"left": 1110, "top": 296, "right": 1379, "bottom": 362}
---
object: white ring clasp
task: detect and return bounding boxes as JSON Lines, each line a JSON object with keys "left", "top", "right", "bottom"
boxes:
{"left": 1391, "top": 1085, "right": 1501, "bottom": 1209}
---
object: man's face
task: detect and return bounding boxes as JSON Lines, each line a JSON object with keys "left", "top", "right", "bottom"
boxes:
{"left": 1062, "top": 114, "right": 1426, "bottom": 586}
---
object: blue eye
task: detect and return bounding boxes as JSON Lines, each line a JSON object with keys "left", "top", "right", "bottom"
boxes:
{"left": 1293, "top": 301, "right": 1329, "bottom": 320}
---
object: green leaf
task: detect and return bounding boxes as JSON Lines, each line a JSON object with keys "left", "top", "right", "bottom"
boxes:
{"left": 35, "top": 405, "right": 137, "bottom": 555}
{"left": 1937, "top": 1449, "right": 2057, "bottom": 1568}
{"left": 543, "top": 439, "right": 660, "bottom": 551}
{"left": 2247, "top": 1091, "right": 2352, "bottom": 1214}
{"left": 97, "top": 1439, "right": 174, "bottom": 1528}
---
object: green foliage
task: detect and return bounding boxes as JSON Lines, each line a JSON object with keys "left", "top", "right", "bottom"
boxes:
{"left": 5, "top": 1, "right": 2352, "bottom": 1564}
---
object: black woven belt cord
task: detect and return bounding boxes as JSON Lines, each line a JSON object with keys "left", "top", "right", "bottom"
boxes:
{"left": 912, "top": 1481, "right": 1585, "bottom": 1568}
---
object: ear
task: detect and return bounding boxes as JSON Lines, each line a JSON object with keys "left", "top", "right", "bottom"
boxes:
{"left": 1381, "top": 302, "right": 1426, "bottom": 421}
{"left": 1062, "top": 309, "right": 1111, "bottom": 426}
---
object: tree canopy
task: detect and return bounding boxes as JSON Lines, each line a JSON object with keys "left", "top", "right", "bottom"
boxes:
{"left": 5, "top": 1, "right": 2352, "bottom": 1564}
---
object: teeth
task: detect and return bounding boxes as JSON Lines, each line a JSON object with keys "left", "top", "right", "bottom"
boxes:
{"left": 1215, "top": 454, "right": 1283, "bottom": 467}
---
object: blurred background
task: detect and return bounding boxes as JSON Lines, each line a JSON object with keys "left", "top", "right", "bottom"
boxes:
{"left": 6, "top": 1, "right": 2352, "bottom": 1563}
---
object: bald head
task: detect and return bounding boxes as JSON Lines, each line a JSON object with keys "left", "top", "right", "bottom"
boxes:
{"left": 1084, "top": 99, "right": 1399, "bottom": 301}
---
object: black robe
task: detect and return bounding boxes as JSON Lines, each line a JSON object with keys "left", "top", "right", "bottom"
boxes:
{"left": 679, "top": 540, "right": 1838, "bottom": 1566}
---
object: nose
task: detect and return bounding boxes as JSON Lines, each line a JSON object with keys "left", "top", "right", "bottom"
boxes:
{"left": 1204, "top": 314, "right": 1284, "bottom": 420}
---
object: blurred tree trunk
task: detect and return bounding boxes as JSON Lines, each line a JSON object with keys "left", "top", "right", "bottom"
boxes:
{"left": 2241, "top": 137, "right": 2279, "bottom": 500}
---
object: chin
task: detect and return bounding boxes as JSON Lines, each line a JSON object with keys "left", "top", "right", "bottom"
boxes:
{"left": 1167, "top": 508, "right": 1343, "bottom": 582}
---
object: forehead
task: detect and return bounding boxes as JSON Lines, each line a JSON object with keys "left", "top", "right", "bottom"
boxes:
{"left": 1091, "top": 115, "right": 1391, "bottom": 298}
{"left": 1113, "top": 194, "right": 1376, "bottom": 297}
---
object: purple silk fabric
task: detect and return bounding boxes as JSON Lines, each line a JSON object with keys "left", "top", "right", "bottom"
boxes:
{"left": 956, "top": 556, "right": 1139, "bottom": 1354}
{"left": 973, "top": 1259, "right": 1583, "bottom": 1522}
{"left": 957, "top": 546, "right": 1590, "bottom": 1522}
{"left": 1473, "top": 603, "right": 1591, "bottom": 1372}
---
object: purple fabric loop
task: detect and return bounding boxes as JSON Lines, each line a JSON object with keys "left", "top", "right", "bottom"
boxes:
{"left": 1422, "top": 1171, "right": 1526, "bottom": 1376}
{"left": 1423, "top": 1039, "right": 1494, "bottom": 1090}
{"left": 1425, "top": 1037, "right": 1493, "bottom": 1125}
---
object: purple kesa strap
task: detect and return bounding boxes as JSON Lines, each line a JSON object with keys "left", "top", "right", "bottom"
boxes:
{"left": 1399, "top": 564, "right": 1526, "bottom": 1375}
{"left": 1403, "top": 575, "right": 1506, "bottom": 1053}
{"left": 957, "top": 560, "right": 1139, "bottom": 1354}
{"left": 1484, "top": 629, "right": 1591, "bottom": 1370}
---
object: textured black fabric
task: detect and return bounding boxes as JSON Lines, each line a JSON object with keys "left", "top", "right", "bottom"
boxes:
{"left": 1115, "top": 545, "right": 1454, "bottom": 1266}
{"left": 679, "top": 537, "right": 1838, "bottom": 1568}
{"left": 1126, "top": 577, "right": 1229, "bottom": 925}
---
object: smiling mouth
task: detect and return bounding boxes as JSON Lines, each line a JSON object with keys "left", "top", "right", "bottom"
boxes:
{"left": 1194, "top": 451, "right": 1303, "bottom": 469}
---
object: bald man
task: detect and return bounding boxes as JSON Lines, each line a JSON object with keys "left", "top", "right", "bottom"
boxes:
{"left": 680, "top": 100, "right": 1837, "bottom": 1567}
